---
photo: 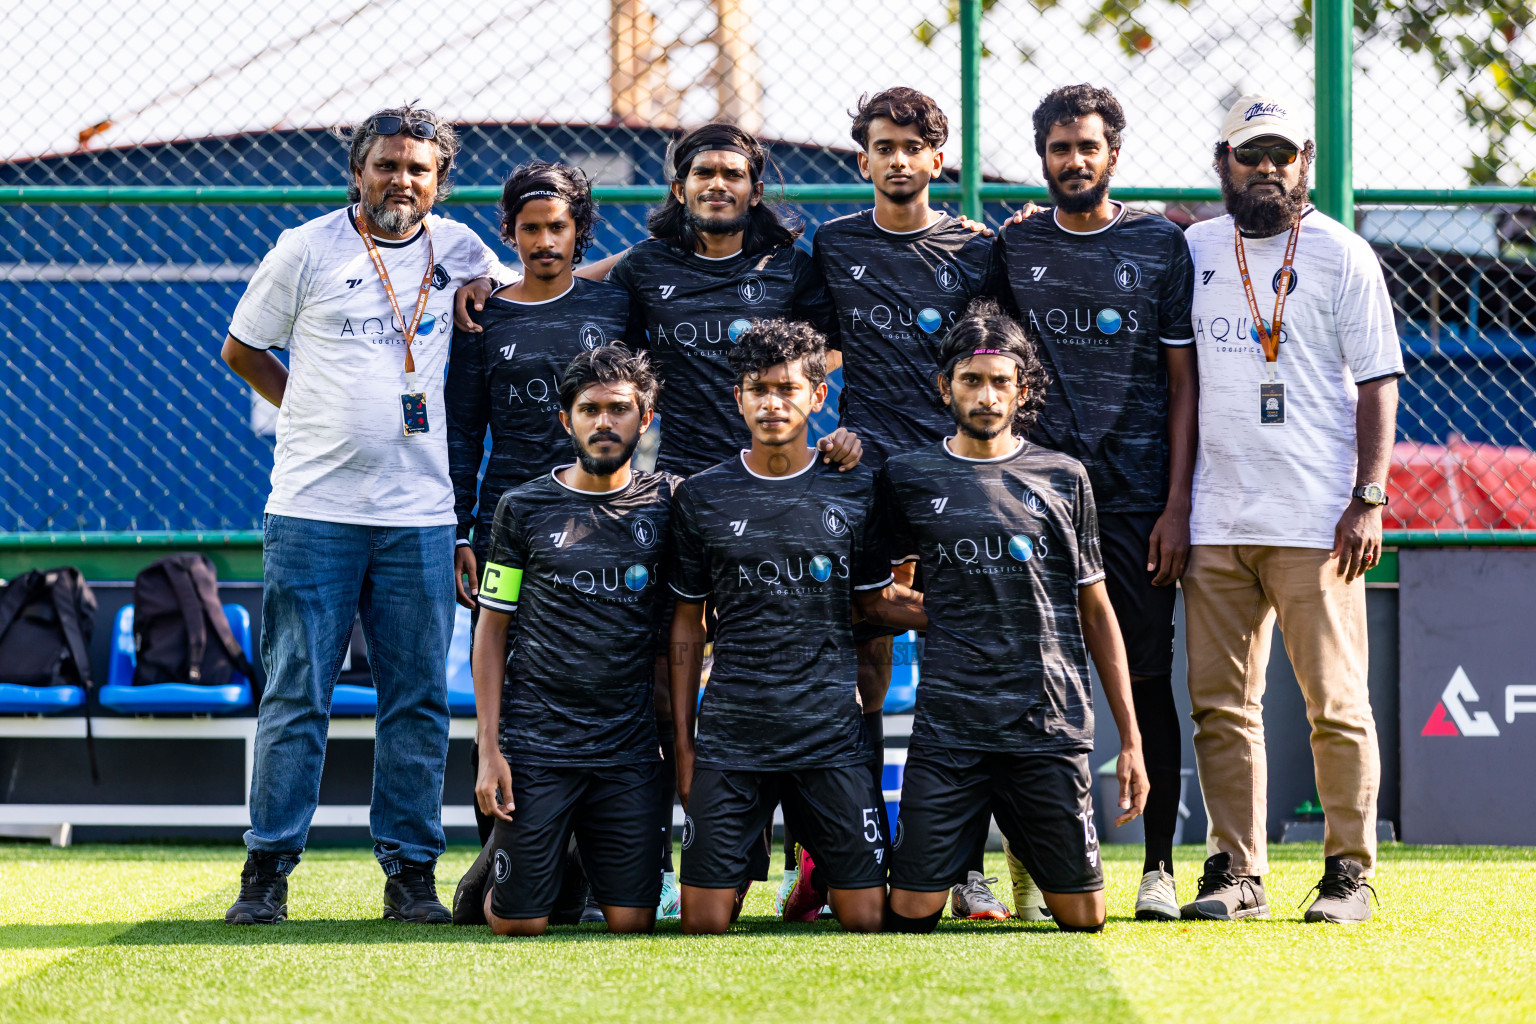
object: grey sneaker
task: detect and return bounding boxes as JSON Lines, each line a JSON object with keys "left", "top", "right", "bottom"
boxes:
{"left": 1180, "top": 852, "right": 1269, "bottom": 921}
{"left": 950, "top": 870, "right": 1011, "bottom": 921}
{"left": 1303, "top": 857, "right": 1375, "bottom": 924}
{"left": 1002, "top": 838, "right": 1051, "bottom": 922}
{"left": 1135, "top": 863, "right": 1179, "bottom": 921}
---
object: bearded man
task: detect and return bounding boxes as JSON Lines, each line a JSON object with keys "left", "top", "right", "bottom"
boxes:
{"left": 1178, "top": 96, "right": 1402, "bottom": 925}
{"left": 220, "top": 105, "right": 515, "bottom": 926}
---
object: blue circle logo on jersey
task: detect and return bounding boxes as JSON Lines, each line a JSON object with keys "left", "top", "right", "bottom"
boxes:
{"left": 1114, "top": 260, "right": 1141, "bottom": 291}
{"left": 1008, "top": 535, "right": 1035, "bottom": 562}
{"left": 809, "top": 555, "right": 833, "bottom": 582}
{"left": 728, "top": 319, "right": 752, "bottom": 342}
{"left": 579, "top": 322, "right": 605, "bottom": 351}
{"left": 1250, "top": 319, "right": 1289, "bottom": 346}
{"left": 625, "top": 564, "right": 649, "bottom": 591}
{"left": 1096, "top": 309, "right": 1122, "bottom": 334}
{"left": 738, "top": 276, "right": 766, "bottom": 304}
{"left": 414, "top": 313, "right": 437, "bottom": 337}
{"left": 917, "top": 308, "right": 943, "bottom": 334}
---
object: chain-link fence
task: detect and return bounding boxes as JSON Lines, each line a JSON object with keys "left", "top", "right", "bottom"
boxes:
{"left": 2, "top": 1, "right": 1533, "bottom": 533}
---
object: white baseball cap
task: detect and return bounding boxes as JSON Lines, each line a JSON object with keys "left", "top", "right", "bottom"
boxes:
{"left": 1220, "top": 94, "right": 1309, "bottom": 149}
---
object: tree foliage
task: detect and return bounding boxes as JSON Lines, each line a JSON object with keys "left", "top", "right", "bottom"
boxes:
{"left": 915, "top": 1, "right": 1536, "bottom": 184}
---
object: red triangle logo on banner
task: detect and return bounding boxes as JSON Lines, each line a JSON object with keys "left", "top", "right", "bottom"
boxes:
{"left": 1421, "top": 701, "right": 1460, "bottom": 736}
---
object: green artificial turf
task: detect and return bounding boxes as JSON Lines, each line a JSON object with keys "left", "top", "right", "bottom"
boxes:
{"left": 0, "top": 841, "right": 1531, "bottom": 1023}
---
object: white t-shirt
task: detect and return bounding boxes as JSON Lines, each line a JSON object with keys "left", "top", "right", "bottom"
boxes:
{"left": 229, "top": 207, "right": 508, "bottom": 527}
{"left": 1185, "top": 208, "right": 1403, "bottom": 548}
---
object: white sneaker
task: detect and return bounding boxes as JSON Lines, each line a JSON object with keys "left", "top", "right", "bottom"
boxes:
{"left": 1135, "top": 863, "right": 1179, "bottom": 921}
{"left": 1003, "top": 837, "right": 1051, "bottom": 922}
{"left": 950, "top": 870, "right": 1010, "bottom": 921}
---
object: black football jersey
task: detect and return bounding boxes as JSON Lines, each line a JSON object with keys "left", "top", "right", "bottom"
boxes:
{"left": 446, "top": 277, "right": 642, "bottom": 549}
{"left": 668, "top": 455, "right": 891, "bottom": 770}
{"left": 607, "top": 239, "right": 837, "bottom": 477}
{"left": 988, "top": 205, "right": 1195, "bottom": 511}
{"left": 811, "top": 211, "right": 993, "bottom": 464}
{"left": 478, "top": 469, "right": 678, "bottom": 767}
{"left": 880, "top": 439, "right": 1104, "bottom": 754}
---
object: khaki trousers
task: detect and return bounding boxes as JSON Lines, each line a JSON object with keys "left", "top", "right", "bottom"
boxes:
{"left": 1182, "top": 545, "right": 1379, "bottom": 876}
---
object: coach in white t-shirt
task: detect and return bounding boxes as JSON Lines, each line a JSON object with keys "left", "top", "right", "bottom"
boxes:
{"left": 219, "top": 106, "right": 513, "bottom": 926}
{"left": 1178, "top": 96, "right": 1402, "bottom": 925}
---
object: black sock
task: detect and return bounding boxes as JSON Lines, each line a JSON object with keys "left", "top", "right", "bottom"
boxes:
{"left": 1131, "top": 673, "right": 1182, "bottom": 875}
{"left": 783, "top": 819, "right": 798, "bottom": 871}
{"left": 658, "top": 736, "right": 676, "bottom": 873}
{"left": 966, "top": 835, "right": 985, "bottom": 876}
{"left": 863, "top": 711, "right": 885, "bottom": 793}
{"left": 884, "top": 906, "right": 942, "bottom": 934}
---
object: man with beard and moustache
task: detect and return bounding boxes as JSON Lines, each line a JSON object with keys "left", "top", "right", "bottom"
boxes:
{"left": 220, "top": 105, "right": 517, "bottom": 925}
{"left": 986, "top": 83, "right": 1197, "bottom": 922}
{"left": 862, "top": 299, "right": 1149, "bottom": 935}
{"left": 668, "top": 321, "right": 897, "bottom": 935}
{"left": 451, "top": 346, "right": 678, "bottom": 937}
{"left": 807, "top": 86, "right": 1008, "bottom": 923}
{"left": 1178, "top": 97, "right": 1401, "bottom": 925}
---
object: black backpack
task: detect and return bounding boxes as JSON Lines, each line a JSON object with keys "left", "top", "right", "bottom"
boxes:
{"left": 132, "top": 554, "right": 254, "bottom": 687}
{"left": 0, "top": 567, "right": 96, "bottom": 690}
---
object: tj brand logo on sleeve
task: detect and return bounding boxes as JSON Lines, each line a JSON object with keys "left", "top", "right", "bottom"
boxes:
{"left": 1421, "top": 666, "right": 1536, "bottom": 736}
{"left": 657, "top": 285, "right": 676, "bottom": 299}
{"left": 931, "top": 497, "right": 949, "bottom": 514}
{"left": 499, "top": 344, "right": 517, "bottom": 360}
{"left": 729, "top": 520, "right": 748, "bottom": 536}
{"left": 549, "top": 530, "right": 570, "bottom": 548}
{"left": 1202, "top": 270, "right": 1216, "bottom": 285}
{"left": 849, "top": 265, "right": 867, "bottom": 280}
{"left": 1030, "top": 266, "right": 1047, "bottom": 281}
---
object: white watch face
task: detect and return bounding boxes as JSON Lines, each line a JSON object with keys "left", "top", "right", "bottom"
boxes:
{"left": 1360, "top": 483, "right": 1385, "bottom": 504}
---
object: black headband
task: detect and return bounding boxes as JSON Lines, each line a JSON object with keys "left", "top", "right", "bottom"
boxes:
{"left": 943, "top": 346, "right": 1031, "bottom": 377}
{"left": 672, "top": 142, "right": 757, "bottom": 179}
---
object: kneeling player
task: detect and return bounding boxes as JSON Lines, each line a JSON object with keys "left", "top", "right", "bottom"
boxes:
{"left": 669, "top": 320, "right": 896, "bottom": 935}
{"left": 460, "top": 346, "right": 679, "bottom": 936}
{"left": 861, "top": 300, "right": 1149, "bottom": 933}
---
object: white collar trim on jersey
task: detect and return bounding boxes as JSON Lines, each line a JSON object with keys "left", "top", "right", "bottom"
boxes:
{"left": 871, "top": 210, "right": 944, "bottom": 236}
{"left": 738, "top": 449, "right": 818, "bottom": 480}
{"left": 692, "top": 249, "right": 742, "bottom": 262}
{"left": 494, "top": 280, "right": 575, "bottom": 306}
{"left": 548, "top": 464, "right": 633, "bottom": 496}
{"left": 1052, "top": 200, "right": 1126, "bottom": 236}
{"left": 942, "top": 436, "right": 1024, "bottom": 463}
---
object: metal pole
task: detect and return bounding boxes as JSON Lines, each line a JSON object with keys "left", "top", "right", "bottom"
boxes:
{"left": 959, "top": 0, "right": 982, "bottom": 222}
{"left": 1314, "top": 0, "right": 1354, "bottom": 227}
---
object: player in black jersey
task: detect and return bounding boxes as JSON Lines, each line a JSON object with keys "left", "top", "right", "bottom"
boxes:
{"left": 988, "top": 85, "right": 1197, "bottom": 921}
{"left": 607, "top": 123, "right": 860, "bottom": 478}
{"left": 668, "top": 320, "right": 899, "bottom": 935}
{"left": 860, "top": 300, "right": 1148, "bottom": 934}
{"left": 452, "top": 345, "right": 676, "bottom": 936}
{"left": 811, "top": 86, "right": 1006, "bottom": 921}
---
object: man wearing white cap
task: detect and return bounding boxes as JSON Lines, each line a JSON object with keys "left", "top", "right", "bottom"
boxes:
{"left": 1178, "top": 96, "right": 1402, "bottom": 924}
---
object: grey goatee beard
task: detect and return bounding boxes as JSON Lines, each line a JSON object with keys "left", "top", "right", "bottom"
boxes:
{"left": 364, "top": 193, "right": 427, "bottom": 236}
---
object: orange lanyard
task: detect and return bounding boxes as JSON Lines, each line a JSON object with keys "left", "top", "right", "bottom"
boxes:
{"left": 356, "top": 210, "right": 435, "bottom": 385}
{"left": 1234, "top": 216, "right": 1301, "bottom": 379}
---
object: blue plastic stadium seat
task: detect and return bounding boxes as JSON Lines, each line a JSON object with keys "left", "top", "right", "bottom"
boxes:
{"left": 883, "top": 630, "right": 919, "bottom": 713}
{"left": 445, "top": 606, "right": 476, "bottom": 716}
{"left": 882, "top": 760, "right": 905, "bottom": 831}
{"left": 0, "top": 683, "right": 86, "bottom": 714}
{"left": 97, "top": 604, "right": 254, "bottom": 714}
{"left": 330, "top": 684, "right": 377, "bottom": 716}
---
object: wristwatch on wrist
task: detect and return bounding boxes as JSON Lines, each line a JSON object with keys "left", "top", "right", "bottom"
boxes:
{"left": 1351, "top": 482, "right": 1387, "bottom": 506}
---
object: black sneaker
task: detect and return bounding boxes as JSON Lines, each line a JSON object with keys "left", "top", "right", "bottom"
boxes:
{"left": 1303, "top": 857, "right": 1375, "bottom": 924}
{"left": 225, "top": 851, "right": 289, "bottom": 925}
{"left": 452, "top": 821, "right": 513, "bottom": 926}
{"left": 579, "top": 893, "right": 606, "bottom": 924}
{"left": 1180, "top": 852, "right": 1270, "bottom": 921}
{"left": 384, "top": 864, "right": 451, "bottom": 924}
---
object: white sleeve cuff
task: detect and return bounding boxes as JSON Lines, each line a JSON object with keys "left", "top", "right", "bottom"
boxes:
{"left": 669, "top": 583, "right": 710, "bottom": 601}
{"left": 853, "top": 574, "right": 895, "bottom": 592}
{"left": 1077, "top": 571, "right": 1106, "bottom": 586}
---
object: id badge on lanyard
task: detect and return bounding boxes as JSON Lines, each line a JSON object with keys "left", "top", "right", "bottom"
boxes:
{"left": 1235, "top": 219, "right": 1300, "bottom": 425}
{"left": 358, "top": 212, "right": 437, "bottom": 435}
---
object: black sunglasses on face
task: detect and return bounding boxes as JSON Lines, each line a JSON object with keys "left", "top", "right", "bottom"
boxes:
{"left": 372, "top": 115, "right": 437, "bottom": 140}
{"left": 1230, "top": 142, "right": 1299, "bottom": 167}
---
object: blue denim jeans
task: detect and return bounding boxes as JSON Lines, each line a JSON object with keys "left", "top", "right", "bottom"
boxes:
{"left": 245, "top": 514, "right": 455, "bottom": 875}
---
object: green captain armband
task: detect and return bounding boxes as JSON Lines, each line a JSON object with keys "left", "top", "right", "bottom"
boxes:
{"left": 480, "top": 562, "right": 523, "bottom": 605}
